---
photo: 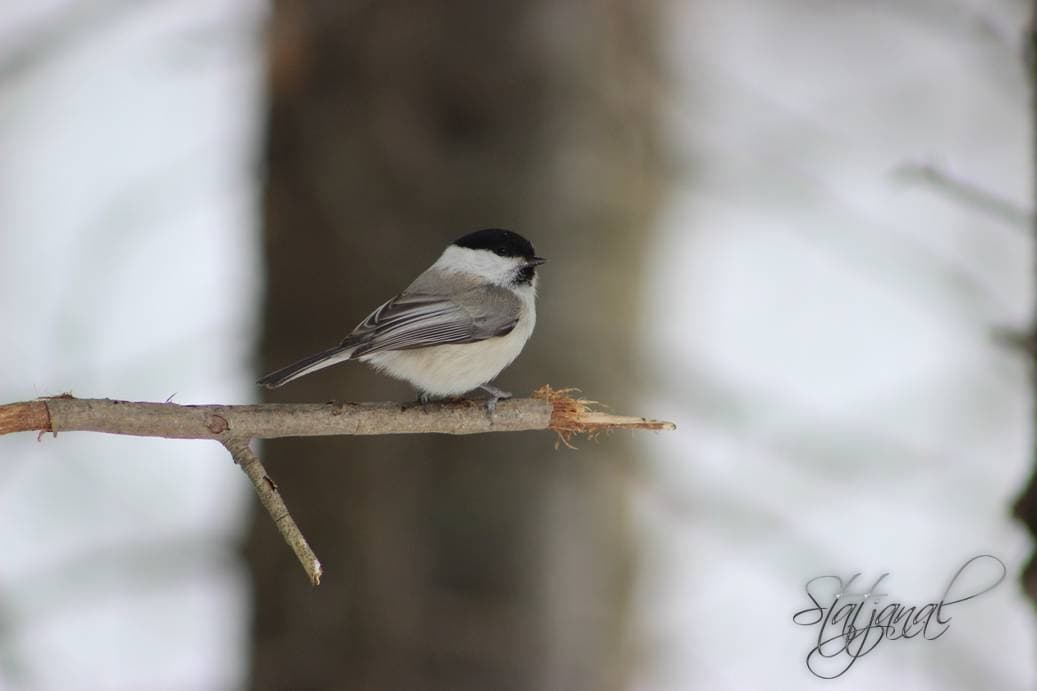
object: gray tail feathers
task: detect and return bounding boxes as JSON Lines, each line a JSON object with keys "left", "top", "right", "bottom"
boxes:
{"left": 258, "top": 345, "right": 355, "bottom": 389}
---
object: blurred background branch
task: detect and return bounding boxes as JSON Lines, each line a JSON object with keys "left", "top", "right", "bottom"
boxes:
{"left": 895, "top": 161, "right": 1032, "bottom": 232}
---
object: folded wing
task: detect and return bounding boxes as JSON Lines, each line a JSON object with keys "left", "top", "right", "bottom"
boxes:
{"left": 343, "top": 284, "right": 521, "bottom": 357}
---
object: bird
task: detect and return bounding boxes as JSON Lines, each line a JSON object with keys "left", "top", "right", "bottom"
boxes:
{"left": 258, "top": 228, "right": 545, "bottom": 411}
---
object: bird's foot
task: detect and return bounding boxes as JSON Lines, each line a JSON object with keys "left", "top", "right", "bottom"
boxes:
{"left": 417, "top": 391, "right": 437, "bottom": 413}
{"left": 400, "top": 392, "right": 436, "bottom": 413}
{"left": 479, "top": 384, "right": 512, "bottom": 420}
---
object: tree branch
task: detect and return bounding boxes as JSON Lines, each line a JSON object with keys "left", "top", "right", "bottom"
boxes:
{"left": 0, "top": 392, "right": 674, "bottom": 439}
{"left": 0, "top": 388, "right": 674, "bottom": 584}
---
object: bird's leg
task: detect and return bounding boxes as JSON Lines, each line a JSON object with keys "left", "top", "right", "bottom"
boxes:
{"left": 479, "top": 384, "right": 512, "bottom": 418}
{"left": 479, "top": 383, "right": 511, "bottom": 399}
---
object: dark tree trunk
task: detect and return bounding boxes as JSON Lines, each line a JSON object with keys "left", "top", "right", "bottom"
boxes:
{"left": 246, "top": 2, "right": 663, "bottom": 689}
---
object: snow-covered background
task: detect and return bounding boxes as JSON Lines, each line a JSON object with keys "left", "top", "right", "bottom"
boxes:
{"left": 0, "top": 1, "right": 1033, "bottom": 689}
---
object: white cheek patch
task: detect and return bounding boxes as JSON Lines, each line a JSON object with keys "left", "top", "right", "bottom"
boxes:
{"left": 434, "top": 246, "right": 520, "bottom": 286}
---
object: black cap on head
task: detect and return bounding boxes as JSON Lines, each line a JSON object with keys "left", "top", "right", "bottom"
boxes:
{"left": 453, "top": 228, "right": 536, "bottom": 260}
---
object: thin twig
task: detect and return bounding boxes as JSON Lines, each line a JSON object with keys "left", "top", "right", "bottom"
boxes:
{"left": 222, "top": 437, "right": 322, "bottom": 586}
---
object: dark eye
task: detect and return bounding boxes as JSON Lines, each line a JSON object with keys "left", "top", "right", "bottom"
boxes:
{"left": 514, "top": 266, "right": 535, "bottom": 285}
{"left": 494, "top": 248, "right": 507, "bottom": 256}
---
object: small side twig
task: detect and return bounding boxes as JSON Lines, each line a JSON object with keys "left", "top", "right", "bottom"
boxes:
{"left": 222, "top": 436, "right": 322, "bottom": 586}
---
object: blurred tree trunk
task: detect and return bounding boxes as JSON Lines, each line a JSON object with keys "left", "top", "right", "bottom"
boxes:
{"left": 246, "top": 2, "right": 663, "bottom": 690}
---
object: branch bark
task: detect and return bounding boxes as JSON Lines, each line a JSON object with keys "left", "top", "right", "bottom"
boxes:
{"left": 0, "top": 390, "right": 674, "bottom": 584}
{"left": 0, "top": 393, "right": 674, "bottom": 439}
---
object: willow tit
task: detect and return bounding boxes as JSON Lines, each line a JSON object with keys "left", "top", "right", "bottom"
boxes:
{"left": 259, "top": 228, "right": 545, "bottom": 407}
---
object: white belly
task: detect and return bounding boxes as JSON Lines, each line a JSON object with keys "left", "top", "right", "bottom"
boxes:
{"left": 359, "top": 300, "right": 536, "bottom": 396}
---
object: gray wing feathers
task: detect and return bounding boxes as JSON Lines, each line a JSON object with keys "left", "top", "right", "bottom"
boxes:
{"left": 343, "top": 280, "right": 521, "bottom": 357}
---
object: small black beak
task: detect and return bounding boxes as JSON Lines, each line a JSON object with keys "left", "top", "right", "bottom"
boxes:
{"left": 526, "top": 256, "right": 547, "bottom": 267}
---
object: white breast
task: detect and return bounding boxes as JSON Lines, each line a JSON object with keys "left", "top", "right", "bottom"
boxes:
{"left": 360, "top": 287, "right": 536, "bottom": 397}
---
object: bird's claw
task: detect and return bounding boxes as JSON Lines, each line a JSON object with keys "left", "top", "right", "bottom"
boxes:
{"left": 479, "top": 384, "right": 512, "bottom": 421}
{"left": 401, "top": 392, "right": 436, "bottom": 413}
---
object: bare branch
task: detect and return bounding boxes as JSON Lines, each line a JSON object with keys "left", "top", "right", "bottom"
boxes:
{"left": 0, "top": 391, "right": 674, "bottom": 440}
{"left": 222, "top": 437, "right": 322, "bottom": 586}
{"left": 0, "top": 389, "right": 674, "bottom": 584}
